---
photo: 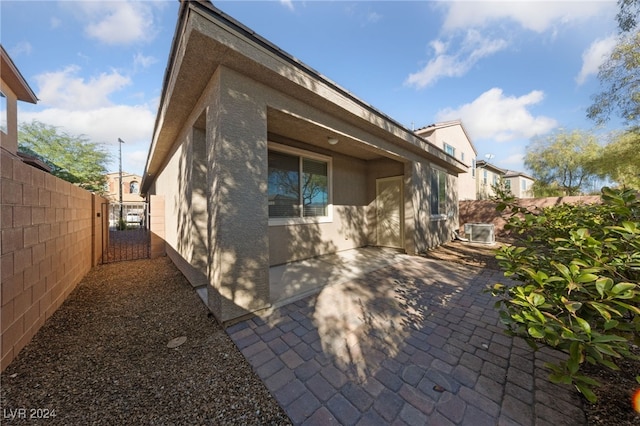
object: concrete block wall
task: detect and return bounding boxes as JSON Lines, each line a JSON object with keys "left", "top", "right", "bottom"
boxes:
{"left": 1, "top": 150, "right": 106, "bottom": 370}
{"left": 459, "top": 195, "right": 602, "bottom": 237}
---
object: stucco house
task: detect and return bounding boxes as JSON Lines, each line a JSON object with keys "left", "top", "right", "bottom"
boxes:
{"left": 141, "top": 1, "right": 466, "bottom": 324}
{"left": 503, "top": 170, "right": 535, "bottom": 199}
{"left": 415, "top": 120, "right": 477, "bottom": 201}
{"left": 475, "top": 160, "right": 505, "bottom": 200}
{"left": 475, "top": 160, "right": 535, "bottom": 200}
{"left": 104, "top": 171, "right": 146, "bottom": 226}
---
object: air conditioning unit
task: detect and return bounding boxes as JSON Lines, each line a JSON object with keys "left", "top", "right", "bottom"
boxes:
{"left": 464, "top": 223, "right": 495, "bottom": 244}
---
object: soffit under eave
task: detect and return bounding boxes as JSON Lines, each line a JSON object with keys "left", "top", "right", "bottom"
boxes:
{"left": 0, "top": 51, "right": 37, "bottom": 104}
{"left": 143, "top": 24, "right": 225, "bottom": 186}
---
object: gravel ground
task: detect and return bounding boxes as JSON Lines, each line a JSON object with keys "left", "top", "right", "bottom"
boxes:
{"left": 0, "top": 257, "right": 291, "bottom": 425}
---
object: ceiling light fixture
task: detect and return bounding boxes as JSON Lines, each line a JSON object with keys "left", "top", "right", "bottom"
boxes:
{"left": 327, "top": 137, "right": 339, "bottom": 145}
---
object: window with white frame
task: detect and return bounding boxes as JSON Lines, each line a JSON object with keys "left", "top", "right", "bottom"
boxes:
{"left": 268, "top": 143, "right": 331, "bottom": 223}
{"left": 443, "top": 142, "right": 455, "bottom": 156}
{"left": 521, "top": 180, "right": 527, "bottom": 191}
{"left": 430, "top": 168, "right": 447, "bottom": 217}
{"left": 0, "top": 92, "right": 7, "bottom": 134}
{"left": 472, "top": 158, "right": 476, "bottom": 177}
{"left": 483, "top": 169, "right": 488, "bottom": 185}
{"left": 130, "top": 181, "right": 139, "bottom": 194}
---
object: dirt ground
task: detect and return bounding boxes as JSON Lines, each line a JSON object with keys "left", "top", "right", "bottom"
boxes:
{"left": 424, "top": 239, "right": 640, "bottom": 426}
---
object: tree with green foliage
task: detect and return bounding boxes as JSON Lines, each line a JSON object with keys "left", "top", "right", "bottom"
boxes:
{"left": 525, "top": 130, "right": 602, "bottom": 196}
{"left": 616, "top": 0, "right": 640, "bottom": 33}
{"left": 587, "top": 30, "right": 640, "bottom": 128}
{"left": 594, "top": 130, "right": 640, "bottom": 190}
{"left": 18, "top": 120, "right": 111, "bottom": 194}
{"left": 490, "top": 187, "right": 640, "bottom": 402}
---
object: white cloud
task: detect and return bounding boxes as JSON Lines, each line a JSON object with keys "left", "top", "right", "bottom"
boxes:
{"left": 74, "top": 1, "right": 158, "bottom": 45}
{"left": 575, "top": 35, "right": 617, "bottom": 85}
{"left": 436, "top": 88, "right": 558, "bottom": 141}
{"left": 133, "top": 52, "right": 158, "bottom": 70}
{"left": 406, "top": 30, "right": 508, "bottom": 88}
{"left": 23, "top": 63, "right": 155, "bottom": 174}
{"left": 502, "top": 153, "right": 526, "bottom": 166}
{"left": 21, "top": 105, "right": 155, "bottom": 147}
{"left": 10, "top": 41, "right": 32, "bottom": 57}
{"left": 367, "top": 11, "right": 382, "bottom": 24}
{"left": 50, "top": 16, "right": 62, "bottom": 29}
{"left": 441, "top": 1, "right": 613, "bottom": 33}
{"left": 34, "top": 65, "right": 130, "bottom": 110}
{"left": 280, "top": 0, "right": 294, "bottom": 11}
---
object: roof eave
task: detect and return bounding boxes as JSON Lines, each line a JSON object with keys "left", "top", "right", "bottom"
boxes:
{"left": 0, "top": 45, "right": 38, "bottom": 104}
{"left": 142, "top": 1, "right": 465, "bottom": 193}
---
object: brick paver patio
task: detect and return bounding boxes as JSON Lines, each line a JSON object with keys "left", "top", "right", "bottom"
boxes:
{"left": 228, "top": 255, "right": 586, "bottom": 425}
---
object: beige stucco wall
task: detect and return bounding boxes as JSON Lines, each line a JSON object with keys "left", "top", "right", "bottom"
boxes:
{"left": 505, "top": 175, "right": 535, "bottom": 199}
{"left": 1, "top": 152, "right": 106, "bottom": 371}
{"left": 406, "top": 161, "right": 458, "bottom": 253}
{"left": 149, "top": 61, "right": 461, "bottom": 322}
{"left": 267, "top": 153, "right": 407, "bottom": 266}
{"left": 0, "top": 82, "right": 19, "bottom": 155}
{"left": 419, "top": 125, "right": 475, "bottom": 201}
{"left": 477, "top": 167, "right": 503, "bottom": 199}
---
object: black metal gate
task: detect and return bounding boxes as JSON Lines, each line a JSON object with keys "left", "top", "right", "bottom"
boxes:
{"left": 101, "top": 202, "right": 150, "bottom": 263}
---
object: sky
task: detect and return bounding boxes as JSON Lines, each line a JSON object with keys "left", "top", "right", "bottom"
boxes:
{"left": 1, "top": 0, "right": 624, "bottom": 176}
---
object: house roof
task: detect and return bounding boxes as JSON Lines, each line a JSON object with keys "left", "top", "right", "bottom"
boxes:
{"left": 0, "top": 44, "right": 37, "bottom": 104}
{"left": 476, "top": 160, "right": 506, "bottom": 175}
{"left": 17, "top": 152, "right": 51, "bottom": 173}
{"left": 415, "top": 119, "right": 477, "bottom": 158}
{"left": 142, "top": 0, "right": 466, "bottom": 194}
{"left": 503, "top": 170, "right": 535, "bottom": 180}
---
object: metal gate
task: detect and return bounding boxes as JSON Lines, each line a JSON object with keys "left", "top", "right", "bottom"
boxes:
{"left": 101, "top": 202, "right": 150, "bottom": 263}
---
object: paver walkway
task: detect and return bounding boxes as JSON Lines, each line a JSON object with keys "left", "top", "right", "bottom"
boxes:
{"left": 228, "top": 255, "right": 586, "bottom": 425}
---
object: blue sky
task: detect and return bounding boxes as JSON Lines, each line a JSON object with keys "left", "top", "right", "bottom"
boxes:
{"left": 1, "top": 0, "right": 622, "bottom": 176}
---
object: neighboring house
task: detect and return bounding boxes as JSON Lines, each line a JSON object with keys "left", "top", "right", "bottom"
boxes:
{"left": 503, "top": 170, "right": 535, "bottom": 199}
{"left": 141, "top": 1, "right": 466, "bottom": 324}
{"left": 104, "top": 172, "right": 146, "bottom": 226}
{"left": 475, "top": 160, "right": 536, "bottom": 199}
{"left": 415, "top": 120, "right": 477, "bottom": 201}
{"left": 104, "top": 171, "right": 144, "bottom": 203}
{"left": 0, "top": 44, "right": 37, "bottom": 156}
{"left": 475, "top": 160, "right": 506, "bottom": 200}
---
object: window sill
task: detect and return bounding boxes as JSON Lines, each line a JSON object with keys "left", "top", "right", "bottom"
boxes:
{"left": 269, "top": 215, "right": 333, "bottom": 226}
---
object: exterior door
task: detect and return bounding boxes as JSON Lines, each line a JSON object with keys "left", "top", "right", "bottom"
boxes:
{"left": 376, "top": 176, "right": 404, "bottom": 248}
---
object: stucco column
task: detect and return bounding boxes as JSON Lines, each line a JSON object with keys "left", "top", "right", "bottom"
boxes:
{"left": 406, "top": 160, "right": 431, "bottom": 254}
{"left": 206, "top": 68, "right": 270, "bottom": 323}
{"left": 189, "top": 126, "right": 209, "bottom": 285}
{"left": 149, "top": 195, "right": 166, "bottom": 258}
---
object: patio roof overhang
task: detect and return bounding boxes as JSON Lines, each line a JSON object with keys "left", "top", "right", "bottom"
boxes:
{"left": 141, "top": 1, "right": 466, "bottom": 194}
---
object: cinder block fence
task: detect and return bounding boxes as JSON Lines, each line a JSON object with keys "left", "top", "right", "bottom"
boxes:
{"left": 1, "top": 151, "right": 106, "bottom": 370}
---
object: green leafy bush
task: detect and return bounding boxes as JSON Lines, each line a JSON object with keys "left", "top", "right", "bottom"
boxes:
{"left": 489, "top": 187, "right": 640, "bottom": 402}
{"left": 117, "top": 218, "right": 128, "bottom": 231}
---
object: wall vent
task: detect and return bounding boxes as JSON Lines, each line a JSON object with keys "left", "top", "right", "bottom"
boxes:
{"left": 463, "top": 223, "right": 495, "bottom": 244}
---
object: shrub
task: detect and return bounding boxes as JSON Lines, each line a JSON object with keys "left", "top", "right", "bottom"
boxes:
{"left": 117, "top": 218, "right": 128, "bottom": 231}
{"left": 489, "top": 187, "right": 640, "bottom": 402}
